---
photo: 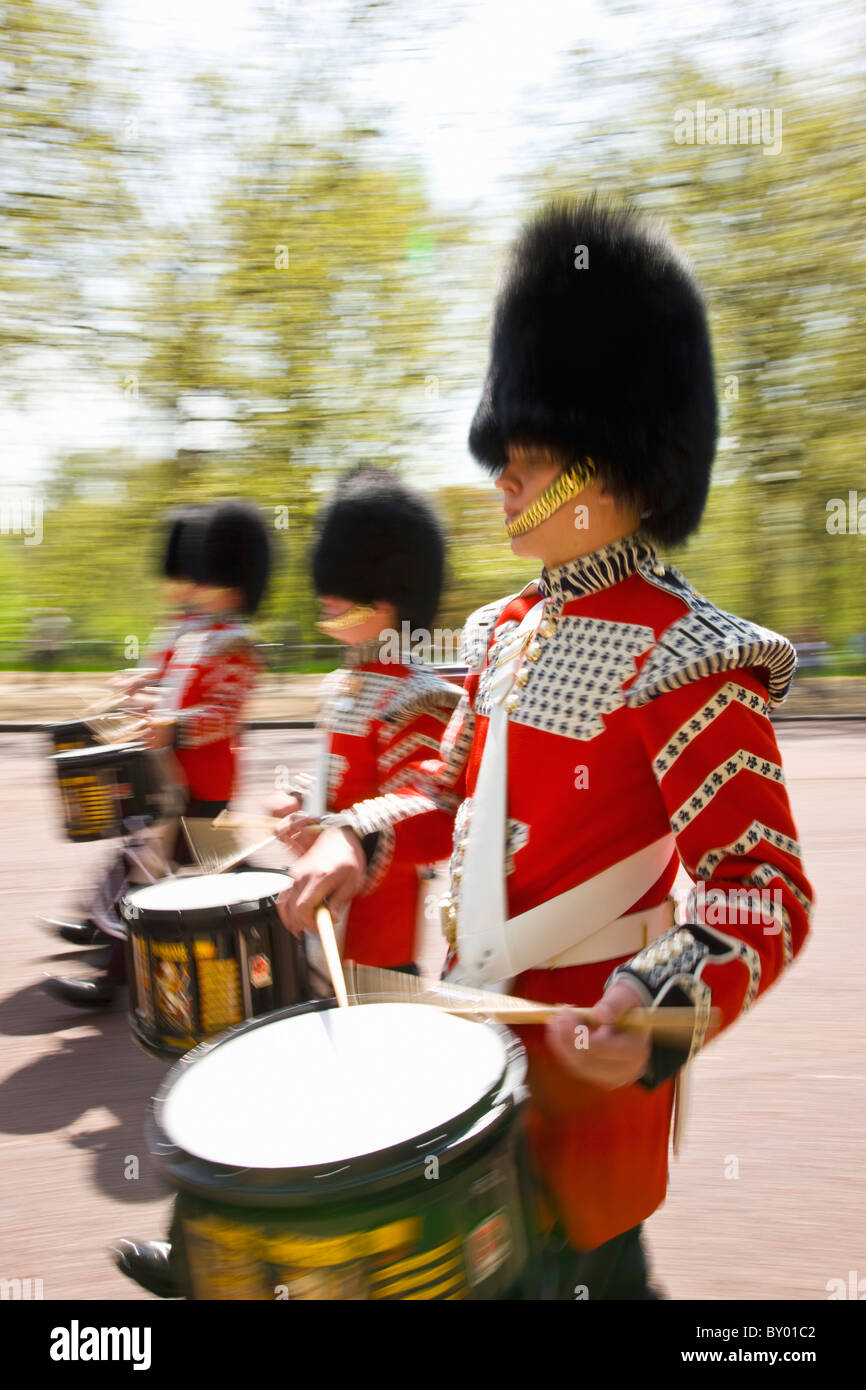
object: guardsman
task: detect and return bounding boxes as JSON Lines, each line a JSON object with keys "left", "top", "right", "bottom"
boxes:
{"left": 279, "top": 199, "right": 814, "bottom": 1299}
{"left": 45, "top": 499, "right": 271, "bottom": 1008}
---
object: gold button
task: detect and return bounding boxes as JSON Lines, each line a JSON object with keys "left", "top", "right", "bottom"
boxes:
{"left": 652, "top": 564, "right": 665, "bottom": 577}
{"left": 442, "top": 901, "right": 457, "bottom": 947}
{"left": 526, "top": 645, "right": 541, "bottom": 662}
{"left": 516, "top": 669, "right": 530, "bottom": 686}
{"left": 504, "top": 693, "right": 520, "bottom": 712}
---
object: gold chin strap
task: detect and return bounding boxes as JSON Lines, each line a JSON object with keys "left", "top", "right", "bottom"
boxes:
{"left": 505, "top": 457, "right": 597, "bottom": 538}
{"left": 316, "top": 603, "right": 378, "bottom": 634}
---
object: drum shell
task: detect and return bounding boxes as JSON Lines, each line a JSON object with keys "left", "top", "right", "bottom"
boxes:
{"left": 150, "top": 1000, "right": 540, "bottom": 1300}
{"left": 123, "top": 882, "right": 309, "bottom": 1060}
{"left": 50, "top": 720, "right": 98, "bottom": 754}
{"left": 51, "top": 743, "right": 164, "bottom": 842}
{"left": 172, "top": 1125, "right": 536, "bottom": 1300}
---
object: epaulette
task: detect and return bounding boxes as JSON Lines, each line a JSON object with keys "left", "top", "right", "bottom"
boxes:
{"left": 629, "top": 559, "right": 797, "bottom": 709}
{"left": 381, "top": 667, "right": 463, "bottom": 728}
{"left": 459, "top": 595, "right": 519, "bottom": 673}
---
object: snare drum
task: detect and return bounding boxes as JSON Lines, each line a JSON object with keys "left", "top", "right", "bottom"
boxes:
{"left": 51, "top": 742, "right": 167, "bottom": 842}
{"left": 50, "top": 719, "right": 98, "bottom": 754}
{"left": 150, "top": 1000, "right": 538, "bottom": 1299}
{"left": 121, "top": 871, "right": 309, "bottom": 1060}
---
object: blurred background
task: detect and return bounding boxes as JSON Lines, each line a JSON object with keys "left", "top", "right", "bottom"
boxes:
{"left": 1, "top": 0, "right": 864, "bottom": 674}
{"left": 1, "top": 0, "right": 865, "bottom": 1306}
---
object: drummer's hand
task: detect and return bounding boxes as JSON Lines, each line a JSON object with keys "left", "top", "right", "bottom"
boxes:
{"left": 275, "top": 812, "right": 320, "bottom": 855}
{"left": 264, "top": 791, "right": 302, "bottom": 820}
{"left": 128, "top": 690, "right": 159, "bottom": 714}
{"left": 545, "top": 979, "right": 651, "bottom": 1090}
{"left": 277, "top": 828, "right": 366, "bottom": 935}
{"left": 109, "top": 668, "right": 151, "bottom": 695}
{"left": 135, "top": 716, "right": 175, "bottom": 750}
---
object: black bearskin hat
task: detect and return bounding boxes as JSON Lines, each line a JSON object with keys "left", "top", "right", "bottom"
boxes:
{"left": 160, "top": 505, "right": 208, "bottom": 582}
{"left": 468, "top": 198, "right": 717, "bottom": 545}
{"left": 312, "top": 467, "right": 445, "bottom": 632}
{"left": 190, "top": 499, "right": 271, "bottom": 615}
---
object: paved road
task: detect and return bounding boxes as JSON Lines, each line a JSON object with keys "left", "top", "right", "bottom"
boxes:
{"left": 0, "top": 725, "right": 863, "bottom": 1301}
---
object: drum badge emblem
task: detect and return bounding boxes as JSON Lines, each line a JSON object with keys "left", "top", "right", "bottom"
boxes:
{"left": 249, "top": 954, "right": 273, "bottom": 988}
{"left": 464, "top": 1210, "right": 512, "bottom": 1286}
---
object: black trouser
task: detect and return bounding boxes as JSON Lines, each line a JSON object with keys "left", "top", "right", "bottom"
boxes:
{"left": 533, "top": 1222, "right": 663, "bottom": 1301}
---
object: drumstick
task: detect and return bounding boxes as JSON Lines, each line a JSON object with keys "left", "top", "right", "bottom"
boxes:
{"left": 346, "top": 967, "right": 717, "bottom": 1043}
{"left": 212, "top": 810, "right": 325, "bottom": 837}
{"left": 83, "top": 712, "right": 147, "bottom": 745}
{"left": 183, "top": 812, "right": 326, "bottom": 875}
{"left": 79, "top": 692, "right": 130, "bottom": 718}
{"left": 180, "top": 817, "right": 280, "bottom": 875}
{"left": 203, "top": 811, "right": 325, "bottom": 872}
{"left": 315, "top": 904, "right": 349, "bottom": 1009}
{"left": 440, "top": 1005, "right": 707, "bottom": 1039}
{"left": 212, "top": 811, "right": 284, "bottom": 831}
{"left": 196, "top": 835, "right": 278, "bottom": 874}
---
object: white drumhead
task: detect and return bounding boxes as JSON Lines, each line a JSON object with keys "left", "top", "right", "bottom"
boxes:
{"left": 161, "top": 1003, "right": 507, "bottom": 1169}
{"left": 127, "top": 871, "right": 288, "bottom": 912}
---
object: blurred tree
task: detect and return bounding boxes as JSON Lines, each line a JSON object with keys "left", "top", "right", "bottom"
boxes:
{"left": 536, "top": 37, "right": 866, "bottom": 642}
{"left": 0, "top": 0, "right": 145, "bottom": 384}
{"left": 2, "top": 0, "right": 865, "bottom": 662}
{"left": 435, "top": 485, "right": 536, "bottom": 626}
{"left": 3, "top": 0, "right": 474, "bottom": 645}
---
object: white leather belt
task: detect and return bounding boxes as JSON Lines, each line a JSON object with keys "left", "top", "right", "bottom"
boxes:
{"left": 542, "top": 899, "right": 675, "bottom": 970}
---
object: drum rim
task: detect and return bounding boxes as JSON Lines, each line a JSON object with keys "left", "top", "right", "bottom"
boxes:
{"left": 148, "top": 999, "right": 528, "bottom": 1207}
{"left": 121, "top": 870, "right": 291, "bottom": 930}
{"left": 52, "top": 741, "right": 149, "bottom": 764}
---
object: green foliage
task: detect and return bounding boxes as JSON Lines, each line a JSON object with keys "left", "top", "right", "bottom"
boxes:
{"left": 2, "top": 0, "right": 864, "bottom": 661}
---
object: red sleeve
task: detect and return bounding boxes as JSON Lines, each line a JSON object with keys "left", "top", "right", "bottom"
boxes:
{"left": 174, "top": 648, "right": 259, "bottom": 748}
{"left": 327, "top": 593, "right": 511, "bottom": 884}
{"left": 335, "top": 686, "right": 473, "bottom": 873}
{"left": 140, "top": 622, "right": 184, "bottom": 682}
{"left": 611, "top": 667, "right": 813, "bottom": 1067}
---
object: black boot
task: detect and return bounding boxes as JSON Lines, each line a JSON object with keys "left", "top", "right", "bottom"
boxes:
{"left": 112, "top": 1240, "right": 180, "bottom": 1299}
{"left": 40, "top": 918, "right": 105, "bottom": 946}
{"left": 42, "top": 975, "right": 116, "bottom": 1008}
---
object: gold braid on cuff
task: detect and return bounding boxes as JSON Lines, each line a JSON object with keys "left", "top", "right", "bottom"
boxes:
{"left": 316, "top": 603, "right": 378, "bottom": 633}
{"left": 505, "top": 457, "right": 597, "bottom": 538}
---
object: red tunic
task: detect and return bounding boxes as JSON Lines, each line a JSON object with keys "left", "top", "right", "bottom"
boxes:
{"left": 317, "top": 649, "right": 461, "bottom": 967}
{"left": 341, "top": 535, "right": 813, "bottom": 1249}
{"left": 154, "top": 615, "right": 260, "bottom": 803}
